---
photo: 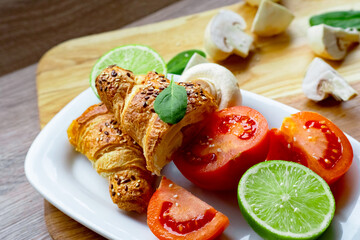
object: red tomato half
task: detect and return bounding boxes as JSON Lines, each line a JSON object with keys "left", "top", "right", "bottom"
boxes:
{"left": 147, "top": 177, "right": 229, "bottom": 240}
{"left": 173, "top": 106, "right": 270, "bottom": 190}
{"left": 267, "top": 111, "right": 353, "bottom": 184}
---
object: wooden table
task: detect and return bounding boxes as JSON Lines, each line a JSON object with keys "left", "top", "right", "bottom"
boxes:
{"left": 0, "top": 1, "right": 241, "bottom": 239}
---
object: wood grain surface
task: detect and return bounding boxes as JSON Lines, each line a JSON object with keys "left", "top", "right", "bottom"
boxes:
{"left": 0, "top": 0, "right": 180, "bottom": 76}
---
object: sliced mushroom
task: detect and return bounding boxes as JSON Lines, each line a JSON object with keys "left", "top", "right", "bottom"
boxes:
{"left": 183, "top": 53, "right": 209, "bottom": 72}
{"left": 303, "top": 57, "right": 358, "bottom": 101}
{"left": 204, "top": 10, "right": 253, "bottom": 61}
{"left": 179, "top": 63, "right": 242, "bottom": 109}
{"left": 251, "top": 0, "right": 294, "bottom": 37}
{"left": 245, "top": 0, "right": 279, "bottom": 7}
{"left": 307, "top": 24, "right": 360, "bottom": 60}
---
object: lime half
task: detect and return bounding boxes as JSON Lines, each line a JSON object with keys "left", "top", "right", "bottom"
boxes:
{"left": 238, "top": 160, "right": 335, "bottom": 240}
{"left": 90, "top": 44, "right": 167, "bottom": 98}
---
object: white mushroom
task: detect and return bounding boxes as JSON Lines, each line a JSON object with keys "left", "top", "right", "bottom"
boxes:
{"left": 251, "top": 0, "right": 294, "bottom": 37}
{"left": 307, "top": 24, "right": 360, "bottom": 60}
{"left": 183, "top": 53, "right": 208, "bottom": 72}
{"left": 179, "top": 63, "right": 242, "bottom": 109}
{"left": 204, "top": 10, "right": 253, "bottom": 61}
{"left": 245, "top": 0, "right": 279, "bottom": 7}
{"left": 303, "top": 57, "right": 358, "bottom": 101}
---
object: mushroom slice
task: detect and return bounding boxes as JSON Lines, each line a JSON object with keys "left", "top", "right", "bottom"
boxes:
{"left": 303, "top": 57, "right": 358, "bottom": 101}
{"left": 245, "top": 0, "right": 279, "bottom": 7}
{"left": 183, "top": 53, "right": 209, "bottom": 72}
{"left": 179, "top": 63, "right": 242, "bottom": 109}
{"left": 307, "top": 24, "right": 360, "bottom": 60}
{"left": 251, "top": 0, "right": 294, "bottom": 37}
{"left": 204, "top": 10, "right": 253, "bottom": 61}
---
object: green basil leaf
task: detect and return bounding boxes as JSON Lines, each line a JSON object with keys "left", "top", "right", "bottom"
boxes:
{"left": 310, "top": 11, "right": 360, "bottom": 30}
{"left": 154, "top": 77, "right": 187, "bottom": 124}
{"left": 167, "top": 49, "right": 206, "bottom": 75}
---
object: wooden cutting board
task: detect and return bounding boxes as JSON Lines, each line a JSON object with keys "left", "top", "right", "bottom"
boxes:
{"left": 36, "top": 0, "right": 360, "bottom": 238}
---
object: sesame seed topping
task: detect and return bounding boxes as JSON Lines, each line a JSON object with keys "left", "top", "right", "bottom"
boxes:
{"left": 136, "top": 183, "right": 140, "bottom": 187}
{"left": 308, "top": 136, "right": 312, "bottom": 139}
{"left": 117, "top": 192, "right": 120, "bottom": 196}
{"left": 169, "top": 184, "right": 173, "bottom": 187}
{"left": 137, "top": 180, "right": 141, "bottom": 183}
{"left": 173, "top": 194, "right": 178, "bottom": 198}
{"left": 287, "top": 144, "right": 291, "bottom": 149}
{"left": 175, "top": 203, "right": 179, "bottom": 207}
{"left": 217, "top": 148, "right": 222, "bottom": 152}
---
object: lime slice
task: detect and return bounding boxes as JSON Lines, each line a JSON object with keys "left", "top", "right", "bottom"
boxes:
{"left": 90, "top": 44, "right": 167, "bottom": 98}
{"left": 238, "top": 160, "right": 335, "bottom": 240}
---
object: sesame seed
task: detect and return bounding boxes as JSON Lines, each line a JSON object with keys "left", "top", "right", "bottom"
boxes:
{"left": 324, "top": 158, "right": 331, "bottom": 164}
{"left": 112, "top": 188, "right": 114, "bottom": 192}
{"left": 303, "top": 126, "right": 306, "bottom": 129}
{"left": 287, "top": 144, "right": 291, "bottom": 149}
{"left": 169, "top": 184, "right": 173, "bottom": 187}
{"left": 209, "top": 144, "right": 215, "bottom": 147}
{"left": 293, "top": 137, "right": 296, "bottom": 141}
{"left": 100, "top": 137, "right": 103, "bottom": 141}
{"left": 117, "top": 192, "right": 120, "bottom": 196}
{"left": 96, "top": 137, "right": 99, "bottom": 141}
{"left": 175, "top": 203, "right": 179, "bottom": 207}
{"left": 136, "top": 183, "right": 140, "bottom": 187}
{"left": 217, "top": 148, "right": 222, "bottom": 152}
{"left": 173, "top": 194, "right": 178, "bottom": 198}
{"left": 137, "top": 180, "right": 141, "bottom": 183}
{"left": 308, "top": 136, "right": 312, "bottom": 139}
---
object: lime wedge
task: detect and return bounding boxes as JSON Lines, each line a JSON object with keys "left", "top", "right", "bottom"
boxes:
{"left": 238, "top": 160, "right": 335, "bottom": 240}
{"left": 90, "top": 44, "right": 167, "bottom": 98}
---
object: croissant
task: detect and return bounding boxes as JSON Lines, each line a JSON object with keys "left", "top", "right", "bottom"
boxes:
{"left": 67, "top": 103, "right": 155, "bottom": 213}
{"left": 96, "top": 66, "right": 218, "bottom": 175}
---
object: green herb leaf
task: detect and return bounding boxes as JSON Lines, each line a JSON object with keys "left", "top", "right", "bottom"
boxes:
{"left": 310, "top": 11, "right": 360, "bottom": 30}
{"left": 167, "top": 50, "right": 206, "bottom": 75}
{"left": 154, "top": 77, "right": 187, "bottom": 124}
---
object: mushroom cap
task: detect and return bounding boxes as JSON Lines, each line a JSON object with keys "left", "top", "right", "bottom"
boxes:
{"left": 251, "top": 0, "right": 294, "bottom": 37}
{"left": 179, "top": 63, "right": 242, "bottom": 109}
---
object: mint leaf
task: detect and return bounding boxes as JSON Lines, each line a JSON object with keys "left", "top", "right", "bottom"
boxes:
{"left": 167, "top": 50, "right": 206, "bottom": 75}
{"left": 310, "top": 11, "right": 360, "bottom": 30}
{"left": 154, "top": 77, "right": 187, "bottom": 124}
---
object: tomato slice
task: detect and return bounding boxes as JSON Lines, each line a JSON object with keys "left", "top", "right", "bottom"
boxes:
{"left": 267, "top": 111, "right": 353, "bottom": 184}
{"left": 147, "top": 177, "right": 229, "bottom": 240}
{"left": 173, "top": 106, "right": 270, "bottom": 190}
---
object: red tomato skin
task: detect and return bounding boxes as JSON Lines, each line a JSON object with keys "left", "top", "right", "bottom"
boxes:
{"left": 174, "top": 106, "right": 270, "bottom": 190}
{"left": 147, "top": 177, "right": 229, "bottom": 240}
{"left": 268, "top": 111, "right": 353, "bottom": 185}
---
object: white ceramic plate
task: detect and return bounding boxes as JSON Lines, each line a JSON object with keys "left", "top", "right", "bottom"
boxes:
{"left": 25, "top": 87, "right": 360, "bottom": 240}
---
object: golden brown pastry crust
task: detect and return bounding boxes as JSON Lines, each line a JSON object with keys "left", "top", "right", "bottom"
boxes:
{"left": 96, "top": 66, "right": 218, "bottom": 175}
{"left": 67, "top": 103, "right": 155, "bottom": 213}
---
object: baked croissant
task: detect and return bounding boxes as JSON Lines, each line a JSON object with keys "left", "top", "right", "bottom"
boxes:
{"left": 67, "top": 103, "right": 155, "bottom": 213}
{"left": 96, "top": 66, "right": 218, "bottom": 175}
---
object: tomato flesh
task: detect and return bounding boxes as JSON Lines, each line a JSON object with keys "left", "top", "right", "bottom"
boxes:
{"left": 147, "top": 177, "right": 229, "bottom": 240}
{"left": 267, "top": 112, "right": 353, "bottom": 184}
{"left": 174, "top": 106, "right": 270, "bottom": 190}
{"left": 160, "top": 201, "right": 216, "bottom": 234}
